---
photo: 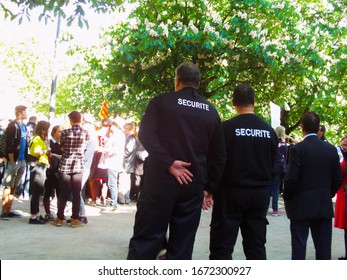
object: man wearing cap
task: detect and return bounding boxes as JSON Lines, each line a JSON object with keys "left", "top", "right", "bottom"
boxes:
{"left": 1, "top": 105, "right": 28, "bottom": 220}
{"left": 127, "top": 62, "right": 226, "bottom": 259}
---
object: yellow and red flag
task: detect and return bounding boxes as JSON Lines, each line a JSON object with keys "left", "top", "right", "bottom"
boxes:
{"left": 99, "top": 100, "right": 109, "bottom": 119}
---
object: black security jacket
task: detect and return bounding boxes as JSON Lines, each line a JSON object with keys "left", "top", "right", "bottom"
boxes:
{"left": 138, "top": 87, "right": 226, "bottom": 194}
{"left": 220, "top": 113, "right": 278, "bottom": 189}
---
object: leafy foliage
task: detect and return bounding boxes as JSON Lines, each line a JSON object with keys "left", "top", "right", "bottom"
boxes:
{"left": 0, "top": 39, "right": 52, "bottom": 113}
{"left": 1, "top": 0, "right": 129, "bottom": 27}
{"left": 1, "top": 0, "right": 347, "bottom": 145}
{"left": 81, "top": 0, "right": 347, "bottom": 144}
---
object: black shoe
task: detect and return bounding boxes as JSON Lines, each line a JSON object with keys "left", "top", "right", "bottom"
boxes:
{"left": 44, "top": 213, "right": 55, "bottom": 221}
{"left": 38, "top": 215, "right": 48, "bottom": 222}
{"left": 338, "top": 256, "right": 346, "bottom": 260}
{"left": 7, "top": 211, "right": 21, "bottom": 218}
{"left": 79, "top": 217, "right": 88, "bottom": 224}
{"left": 29, "top": 216, "right": 47, "bottom": 224}
{"left": 1, "top": 213, "right": 10, "bottom": 220}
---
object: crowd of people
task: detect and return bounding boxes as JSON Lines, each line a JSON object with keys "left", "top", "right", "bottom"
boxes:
{"left": 1, "top": 61, "right": 347, "bottom": 260}
{"left": 0, "top": 106, "right": 147, "bottom": 228}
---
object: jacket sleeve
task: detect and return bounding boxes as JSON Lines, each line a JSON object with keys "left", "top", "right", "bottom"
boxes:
{"left": 283, "top": 146, "right": 301, "bottom": 200}
{"left": 135, "top": 138, "right": 148, "bottom": 162}
{"left": 332, "top": 150, "right": 343, "bottom": 197}
{"left": 205, "top": 121, "right": 227, "bottom": 194}
{"left": 124, "top": 136, "right": 136, "bottom": 158}
{"left": 138, "top": 96, "right": 175, "bottom": 170}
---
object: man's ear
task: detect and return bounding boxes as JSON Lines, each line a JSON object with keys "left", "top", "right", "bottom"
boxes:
{"left": 175, "top": 76, "right": 180, "bottom": 87}
{"left": 174, "top": 76, "right": 180, "bottom": 91}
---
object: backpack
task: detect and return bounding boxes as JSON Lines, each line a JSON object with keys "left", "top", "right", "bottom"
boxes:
{"left": 0, "top": 122, "right": 21, "bottom": 159}
{"left": 0, "top": 129, "right": 7, "bottom": 158}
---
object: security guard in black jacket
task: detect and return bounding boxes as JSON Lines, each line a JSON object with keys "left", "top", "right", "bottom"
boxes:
{"left": 127, "top": 62, "right": 226, "bottom": 260}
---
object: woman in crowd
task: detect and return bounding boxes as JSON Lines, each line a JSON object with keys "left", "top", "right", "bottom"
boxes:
{"left": 28, "top": 120, "right": 51, "bottom": 224}
{"left": 268, "top": 125, "right": 288, "bottom": 216}
{"left": 43, "top": 125, "right": 63, "bottom": 221}
{"left": 335, "top": 136, "right": 347, "bottom": 260}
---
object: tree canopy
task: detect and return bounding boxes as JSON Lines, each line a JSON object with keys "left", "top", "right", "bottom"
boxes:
{"left": 1, "top": 0, "right": 347, "bottom": 144}
{"left": 1, "top": 0, "right": 129, "bottom": 27}
{"left": 78, "top": 0, "right": 346, "bottom": 141}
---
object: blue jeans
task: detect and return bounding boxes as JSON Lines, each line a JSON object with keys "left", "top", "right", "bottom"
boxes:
{"left": 107, "top": 169, "right": 119, "bottom": 207}
{"left": 17, "top": 164, "right": 31, "bottom": 198}
{"left": 267, "top": 174, "right": 281, "bottom": 212}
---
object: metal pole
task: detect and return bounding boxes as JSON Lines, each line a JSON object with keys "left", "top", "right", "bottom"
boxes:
{"left": 49, "top": 12, "right": 62, "bottom": 121}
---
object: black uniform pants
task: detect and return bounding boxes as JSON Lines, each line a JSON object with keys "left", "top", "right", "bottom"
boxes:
{"left": 209, "top": 187, "right": 268, "bottom": 260}
{"left": 127, "top": 171, "right": 204, "bottom": 260}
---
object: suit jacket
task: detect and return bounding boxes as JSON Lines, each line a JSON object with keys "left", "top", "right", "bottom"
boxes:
{"left": 283, "top": 135, "right": 343, "bottom": 220}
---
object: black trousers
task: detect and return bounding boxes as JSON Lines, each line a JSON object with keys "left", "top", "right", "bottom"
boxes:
{"left": 290, "top": 219, "right": 332, "bottom": 260}
{"left": 57, "top": 171, "right": 82, "bottom": 220}
{"left": 209, "top": 187, "right": 268, "bottom": 260}
{"left": 43, "top": 172, "right": 60, "bottom": 214}
{"left": 127, "top": 171, "right": 204, "bottom": 260}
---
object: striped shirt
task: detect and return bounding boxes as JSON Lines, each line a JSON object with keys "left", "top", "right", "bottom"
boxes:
{"left": 59, "top": 124, "right": 90, "bottom": 174}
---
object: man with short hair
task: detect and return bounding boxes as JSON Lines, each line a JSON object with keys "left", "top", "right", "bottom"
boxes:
{"left": 53, "top": 111, "right": 90, "bottom": 228}
{"left": 1, "top": 105, "right": 28, "bottom": 220}
{"left": 209, "top": 84, "right": 278, "bottom": 260}
{"left": 283, "top": 111, "right": 343, "bottom": 259}
{"left": 127, "top": 62, "right": 226, "bottom": 259}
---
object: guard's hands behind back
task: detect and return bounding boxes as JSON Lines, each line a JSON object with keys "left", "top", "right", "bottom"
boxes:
{"left": 168, "top": 160, "right": 193, "bottom": 185}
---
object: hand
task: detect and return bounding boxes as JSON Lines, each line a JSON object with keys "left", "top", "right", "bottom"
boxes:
{"left": 168, "top": 160, "right": 193, "bottom": 185}
{"left": 46, "top": 150, "right": 52, "bottom": 158}
{"left": 202, "top": 191, "right": 213, "bottom": 210}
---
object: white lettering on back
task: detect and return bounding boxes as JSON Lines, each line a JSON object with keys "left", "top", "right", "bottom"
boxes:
{"left": 234, "top": 128, "right": 271, "bottom": 139}
{"left": 177, "top": 98, "right": 210, "bottom": 111}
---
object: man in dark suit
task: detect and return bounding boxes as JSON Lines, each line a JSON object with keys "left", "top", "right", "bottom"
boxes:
{"left": 283, "top": 111, "right": 343, "bottom": 260}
